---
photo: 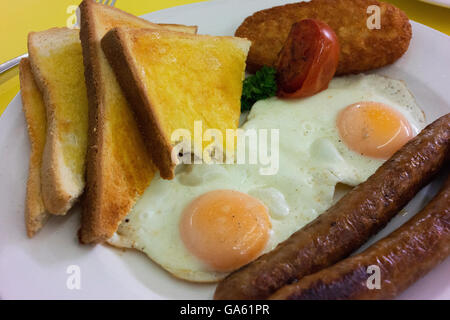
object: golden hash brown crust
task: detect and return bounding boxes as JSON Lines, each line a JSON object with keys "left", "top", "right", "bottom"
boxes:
{"left": 235, "top": 0, "right": 412, "bottom": 75}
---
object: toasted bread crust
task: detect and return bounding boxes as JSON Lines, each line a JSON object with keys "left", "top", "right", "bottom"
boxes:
{"left": 19, "top": 58, "right": 50, "bottom": 237}
{"left": 158, "top": 24, "right": 198, "bottom": 34}
{"left": 101, "top": 28, "right": 175, "bottom": 180}
{"left": 27, "top": 27, "right": 86, "bottom": 215}
{"left": 79, "top": 0, "right": 106, "bottom": 243}
{"left": 102, "top": 28, "right": 250, "bottom": 179}
{"left": 78, "top": 0, "right": 196, "bottom": 243}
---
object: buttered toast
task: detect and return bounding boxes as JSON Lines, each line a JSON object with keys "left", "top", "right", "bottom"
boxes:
{"left": 101, "top": 28, "right": 250, "bottom": 179}
{"left": 19, "top": 58, "right": 50, "bottom": 237}
{"left": 28, "top": 28, "right": 89, "bottom": 215}
{"left": 78, "top": 0, "right": 197, "bottom": 243}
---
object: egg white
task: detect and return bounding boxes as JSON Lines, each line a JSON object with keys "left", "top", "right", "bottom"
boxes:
{"left": 108, "top": 74, "right": 426, "bottom": 282}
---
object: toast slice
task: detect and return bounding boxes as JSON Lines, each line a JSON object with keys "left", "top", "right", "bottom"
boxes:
{"left": 19, "top": 58, "right": 50, "bottom": 237}
{"left": 78, "top": 0, "right": 197, "bottom": 243}
{"left": 101, "top": 28, "right": 250, "bottom": 179}
{"left": 28, "top": 28, "right": 89, "bottom": 215}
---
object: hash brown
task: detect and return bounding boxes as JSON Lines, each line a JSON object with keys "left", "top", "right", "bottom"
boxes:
{"left": 236, "top": 0, "right": 412, "bottom": 75}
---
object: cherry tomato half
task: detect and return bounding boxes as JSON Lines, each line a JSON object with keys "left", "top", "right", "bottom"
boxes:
{"left": 276, "top": 19, "right": 340, "bottom": 99}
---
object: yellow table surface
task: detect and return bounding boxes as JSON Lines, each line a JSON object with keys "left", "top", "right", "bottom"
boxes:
{"left": 1, "top": 0, "right": 449, "bottom": 117}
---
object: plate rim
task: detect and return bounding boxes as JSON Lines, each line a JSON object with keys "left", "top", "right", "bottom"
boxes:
{"left": 0, "top": 0, "right": 449, "bottom": 300}
{"left": 418, "top": 0, "right": 450, "bottom": 9}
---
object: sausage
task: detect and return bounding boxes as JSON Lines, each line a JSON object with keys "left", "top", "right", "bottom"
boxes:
{"left": 270, "top": 174, "right": 450, "bottom": 300}
{"left": 214, "top": 113, "right": 450, "bottom": 300}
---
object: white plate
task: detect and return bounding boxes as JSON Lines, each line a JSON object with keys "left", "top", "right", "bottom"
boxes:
{"left": 419, "top": 0, "right": 450, "bottom": 8}
{"left": 0, "top": 0, "right": 449, "bottom": 300}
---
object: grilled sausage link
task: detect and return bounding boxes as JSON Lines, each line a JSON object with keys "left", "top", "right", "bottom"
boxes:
{"left": 214, "top": 113, "right": 450, "bottom": 300}
{"left": 270, "top": 174, "right": 450, "bottom": 300}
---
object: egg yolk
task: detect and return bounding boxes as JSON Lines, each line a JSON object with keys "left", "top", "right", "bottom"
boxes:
{"left": 337, "top": 102, "right": 414, "bottom": 159}
{"left": 179, "top": 190, "right": 271, "bottom": 272}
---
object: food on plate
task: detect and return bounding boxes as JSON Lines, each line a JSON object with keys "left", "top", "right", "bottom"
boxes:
{"left": 101, "top": 27, "right": 251, "bottom": 180}
{"left": 270, "top": 174, "right": 450, "bottom": 300}
{"left": 241, "top": 66, "right": 277, "bottom": 111}
{"left": 214, "top": 113, "right": 449, "bottom": 300}
{"left": 77, "top": 0, "right": 197, "bottom": 244}
{"left": 337, "top": 101, "right": 415, "bottom": 159}
{"left": 14, "top": 0, "right": 447, "bottom": 300}
{"left": 19, "top": 58, "right": 50, "bottom": 237}
{"left": 180, "top": 190, "right": 272, "bottom": 273}
{"left": 27, "top": 28, "right": 89, "bottom": 215}
{"left": 17, "top": 0, "right": 194, "bottom": 238}
{"left": 244, "top": 19, "right": 339, "bottom": 105}
{"left": 236, "top": 0, "right": 412, "bottom": 75}
{"left": 108, "top": 74, "right": 425, "bottom": 283}
{"left": 276, "top": 19, "right": 339, "bottom": 98}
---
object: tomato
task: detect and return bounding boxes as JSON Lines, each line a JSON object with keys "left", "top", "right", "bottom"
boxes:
{"left": 276, "top": 19, "right": 340, "bottom": 99}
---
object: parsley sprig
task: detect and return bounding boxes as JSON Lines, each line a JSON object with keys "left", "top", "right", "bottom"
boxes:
{"left": 241, "top": 66, "right": 277, "bottom": 112}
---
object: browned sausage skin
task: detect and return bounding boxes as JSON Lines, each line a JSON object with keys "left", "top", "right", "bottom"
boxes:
{"left": 270, "top": 174, "right": 450, "bottom": 300}
{"left": 214, "top": 113, "right": 450, "bottom": 300}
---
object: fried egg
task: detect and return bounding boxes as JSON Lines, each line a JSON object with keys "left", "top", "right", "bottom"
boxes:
{"left": 108, "top": 74, "right": 425, "bottom": 282}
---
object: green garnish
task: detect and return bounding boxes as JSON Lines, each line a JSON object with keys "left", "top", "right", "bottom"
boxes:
{"left": 241, "top": 66, "right": 277, "bottom": 112}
